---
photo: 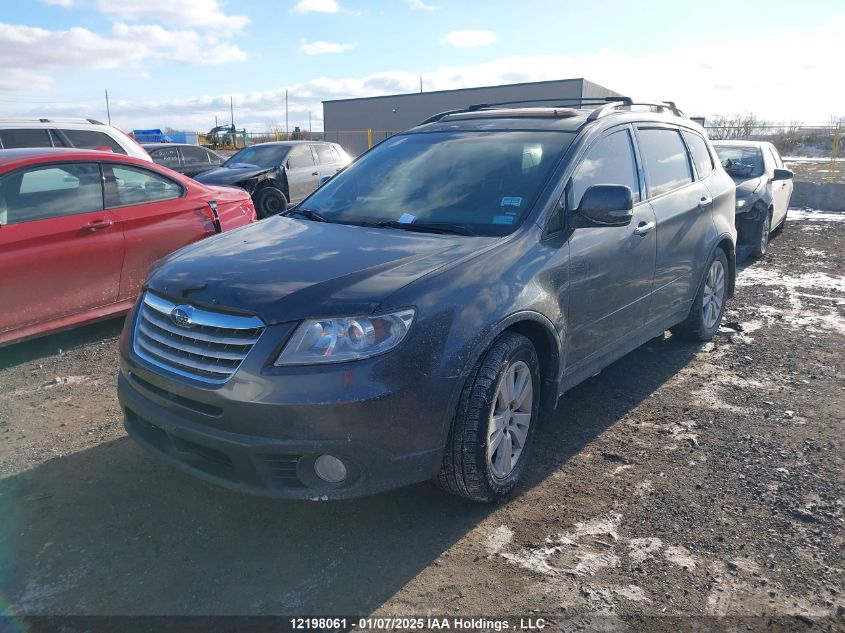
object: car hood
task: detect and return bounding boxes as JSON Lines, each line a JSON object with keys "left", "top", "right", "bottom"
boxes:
{"left": 146, "top": 216, "right": 496, "bottom": 324}
{"left": 195, "top": 165, "right": 273, "bottom": 186}
{"left": 732, "top": 175, "right": 765, "bottom": 197}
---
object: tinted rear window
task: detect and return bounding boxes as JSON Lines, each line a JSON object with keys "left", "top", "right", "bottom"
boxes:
{"left": 59, "top": 129, "right": 127, "bottom": 155}
{"left": 0, "top": 128, "right": 53, "bottom": 149}
{"left": 682, "top": 131, "right": 713, "bottom": 179}
{"left": 638, "top": 128, "right": 693, "bottom": 197}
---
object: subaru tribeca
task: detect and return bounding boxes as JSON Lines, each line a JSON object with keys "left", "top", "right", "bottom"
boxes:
{"left": 118, "top": 98, "right": 737, "bottom": 502}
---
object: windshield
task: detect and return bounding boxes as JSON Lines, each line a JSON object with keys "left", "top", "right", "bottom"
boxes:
{"left": 223, "top": 145, "right": 288, "bottom": 170}
{"left": 297, "top": 131, "right": 574, "bottom": 236}
{"left": 714, "top": 145, "right": 764, "bottom": 178}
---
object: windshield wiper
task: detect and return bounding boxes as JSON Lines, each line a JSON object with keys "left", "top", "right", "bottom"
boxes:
{"left": 373, "top": 220, "right": 476, "bottom": 236}
{"left": 285, "top": 208, "right": 329, "bottom": 223}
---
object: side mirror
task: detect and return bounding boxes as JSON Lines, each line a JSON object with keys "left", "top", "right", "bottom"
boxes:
{"left": 773, "top": 168, "right": 793, "bottom": 181}
{"left": 577, "top": 185, "right": 634, "bottom": 227}
{"left": 318, "top": 175, "right": 332, "bottom": 187}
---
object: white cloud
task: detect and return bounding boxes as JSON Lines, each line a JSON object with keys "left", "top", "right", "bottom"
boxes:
{"left": 40, "top": 0, "right": 74, "bottom": 6}
{"left": 291, "top": 0, "right": 340, "bottom": 14}
{"left": 96, "top": 0, "right": 249, "bottom": 32}
{"left": 299, "top": 39, "right": 357, "bottom": 55}
{"left": 441, "top": 30, "right": 497, "bottom": 48}
{"left": 0, "top": 20, "right": 246, "bottom": 90}
{"left": 2, "top": 19, "right": 843, "bottom": 130}
{"left": 406, "top": 0, "right": 438, "bottom": 10}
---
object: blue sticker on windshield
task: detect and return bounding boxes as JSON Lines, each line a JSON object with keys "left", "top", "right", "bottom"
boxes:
{"left": 397, "top": 213, "right": 416, "bottom": 224}
{"left": 492, "top": 215, "right": 515, "bottom": 225}
{"left": 501, "top": 197, "right": 523, "bottom": 207}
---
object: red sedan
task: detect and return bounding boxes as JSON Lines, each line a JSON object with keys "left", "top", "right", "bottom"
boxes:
{"left": 0, "top": 148, "right": 257, "bottom": 346}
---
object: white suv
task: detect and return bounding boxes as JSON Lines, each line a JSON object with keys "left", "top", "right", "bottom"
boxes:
{"left": 0, "top": 118, "right": 152, "bottom": 162}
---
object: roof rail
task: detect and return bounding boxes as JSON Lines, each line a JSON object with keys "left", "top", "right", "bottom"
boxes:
{"left": 418, "top": 96, "right": 632, "bottom": 125}
{"left": 587, "top": 99, "right": 685, "bottom": 121}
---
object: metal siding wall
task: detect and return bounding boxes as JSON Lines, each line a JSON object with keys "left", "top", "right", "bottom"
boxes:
{"left": 323, "top": 79, "right": 620, "bottom": 133}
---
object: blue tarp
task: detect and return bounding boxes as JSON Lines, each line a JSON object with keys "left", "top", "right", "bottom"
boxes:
{"left": 133, "top": 129, "right": 172, "bottom": 143}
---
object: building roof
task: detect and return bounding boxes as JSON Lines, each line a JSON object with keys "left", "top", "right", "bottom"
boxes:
{"left": 322, "top": 78, "right": 589, "bottom": 104}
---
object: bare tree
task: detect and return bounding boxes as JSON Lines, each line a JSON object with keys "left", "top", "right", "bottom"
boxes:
{"left": 707, "top": 113, "right": 761, "bottom": 140}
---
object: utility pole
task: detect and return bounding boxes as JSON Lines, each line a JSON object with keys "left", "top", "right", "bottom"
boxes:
{"left": 230, "top": 96, "right": 234, "bottom": 128}
{"left": 420, "top": 76, "right": 423, "bottom": 93}
{"left": 308, "top": 110, "right": 312, "bottom": 138}
{"left": 105, "top": 89, "right": 111, "bottom": 125}
{"left": 285, "top": 89, "right": 289, "bottom": 139}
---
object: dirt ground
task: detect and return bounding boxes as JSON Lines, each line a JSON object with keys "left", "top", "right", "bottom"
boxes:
{"left": 0, "top": 209, "right": 843, "bottom": 630}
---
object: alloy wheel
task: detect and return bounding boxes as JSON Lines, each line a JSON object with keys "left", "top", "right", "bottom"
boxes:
{"left": 702, "top": 259, "right": 726, "bottom": 330}
{"left": 487, "top": 360, "right": 533, "bottom": 479}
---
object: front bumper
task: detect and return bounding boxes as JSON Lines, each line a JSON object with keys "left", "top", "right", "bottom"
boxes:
{"left": 118, "top": 310, "right": 461, "bottom": 499}
{"left": 735, "top": 202, "right": 766, "bottom": 247}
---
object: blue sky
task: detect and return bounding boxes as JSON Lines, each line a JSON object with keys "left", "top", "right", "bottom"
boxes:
{"left": 1, "top": 0, "right": 841, "bottom": 130}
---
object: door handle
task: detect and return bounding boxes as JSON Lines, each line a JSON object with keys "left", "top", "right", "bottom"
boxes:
{"left": 83, "top": 219, "right": 113, "bottom": 232}
{"left": 311, "top": 171, "right": 319, "bottom": 176}
{"left": 699, "top": 196, "right": 713, "bottom": 208}
{"left": 633, "top": 221, "right": 655, "bottom": 236}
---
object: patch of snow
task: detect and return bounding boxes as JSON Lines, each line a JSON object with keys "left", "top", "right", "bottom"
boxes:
{"left": 786, "top": 208, "right": 845, "bottom": 223}
{"left": 627, "top": 537, "right": 663, "bottom": 565}
{"left": 664, "top": 545, "right": 698, "bottom": 569}
{"left": 485, "top": 525, "right": 514, "bottom": 556}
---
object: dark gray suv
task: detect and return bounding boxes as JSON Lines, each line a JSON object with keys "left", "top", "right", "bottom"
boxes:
{"left": 117, "top": 98, "right": 737, "bottom": 502}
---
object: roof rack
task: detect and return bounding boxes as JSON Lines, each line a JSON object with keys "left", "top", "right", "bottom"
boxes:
{"left": 0, "top": 117, "right": 106, "bottom": 125}
{"left": 419, "top": 96, "right": 684, "bottom": 126}
{"left": 587, "top": 99, "right": 684, "bottom": 121}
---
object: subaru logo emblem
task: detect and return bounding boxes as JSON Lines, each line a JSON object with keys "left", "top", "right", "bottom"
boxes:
{"left": 170, "top": 305, "right": 194, "bottom": 328}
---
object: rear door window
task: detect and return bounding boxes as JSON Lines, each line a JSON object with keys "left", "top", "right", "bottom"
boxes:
{"left": 314, "top": 144, "right": 338, "bottom": 165}
{"left": 637, "top": 128, "right": 693, "bottom": 197}
{"left": 150, "top": 147, "right": 181, "bottom": 169}
{"left": 570, "top": 128, "right": 641, "bottom": 208}
{"left": 181, "top": 145, "right": 211, "bottom": 165}
{"left": 105, "top": 165, "right": 184, "bottom": 207}
{"left": 0, "top": 163, "right": 103, "bottom": 224}
{"left": 0, "top": 128, "right": 53, "bottom": 149}
{"left": 682, "top": 131, "right": 713, "bottom": 180}
{"left": 59, "top": 129, "right": 127, "bottom": 154}
{"left": 287, "top": 145, "right": 315, "bottom": 169}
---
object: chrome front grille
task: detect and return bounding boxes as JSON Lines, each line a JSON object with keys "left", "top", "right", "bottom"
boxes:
{"left": 133, "top": 292, "right": 265, "bottom": 383}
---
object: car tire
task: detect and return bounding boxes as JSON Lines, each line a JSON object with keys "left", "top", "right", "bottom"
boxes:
{"left": 750, "top": 209, "right": 771, "bottom": 258}
{"left": 436, "top": 332, "right": 541, "bottom": 503}
{"left": 671, "top": 248, "right": 729, "bottom": 342}
{"left": 254, "top": 186, "right": 288, "bottom": 219}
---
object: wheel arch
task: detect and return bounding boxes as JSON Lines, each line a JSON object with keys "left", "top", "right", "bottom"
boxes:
{"left": 459, "top": 311, "right": 562, "bottom": 415}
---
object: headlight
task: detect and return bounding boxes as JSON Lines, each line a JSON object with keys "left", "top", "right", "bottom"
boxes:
{"left": 274, "top": 309, "right": 415, "bottom": 365}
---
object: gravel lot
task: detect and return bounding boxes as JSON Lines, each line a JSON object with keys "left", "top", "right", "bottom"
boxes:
{"left": 0, "top": 209, "right": 843, "bottom": 629}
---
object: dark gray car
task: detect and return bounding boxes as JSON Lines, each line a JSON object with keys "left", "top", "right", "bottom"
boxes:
{"left": 194, "top": 141, "right": 350, "bottom": 218}
{"left": 117, "top": 99, "right": 737, "bottom": 502}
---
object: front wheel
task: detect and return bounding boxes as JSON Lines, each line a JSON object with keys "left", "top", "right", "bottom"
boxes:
{"left": 671, "top": 248, "right": 729, "bottom": 342}
{"left": 254, "top": 186, "right": 288, "bottom": 218}
{"left": 436, "top": 332, "right": 541, "bottom": 502}
{"left": 751, "top": 210, "right": 771, "bottom": 258}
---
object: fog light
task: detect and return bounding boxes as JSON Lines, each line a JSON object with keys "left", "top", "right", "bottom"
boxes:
{"left": 314, "top": 454, "right": 347, "bottom": 483}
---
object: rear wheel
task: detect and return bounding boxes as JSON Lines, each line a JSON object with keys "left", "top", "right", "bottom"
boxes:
{"left": 671, "top": 248, "right": 729, "bottom": 342}
{"left": 436, "top": 332, "right": 540, "bottom": 502}
{"left": 254, "top": 186, "right": 288, "bottom": 218}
